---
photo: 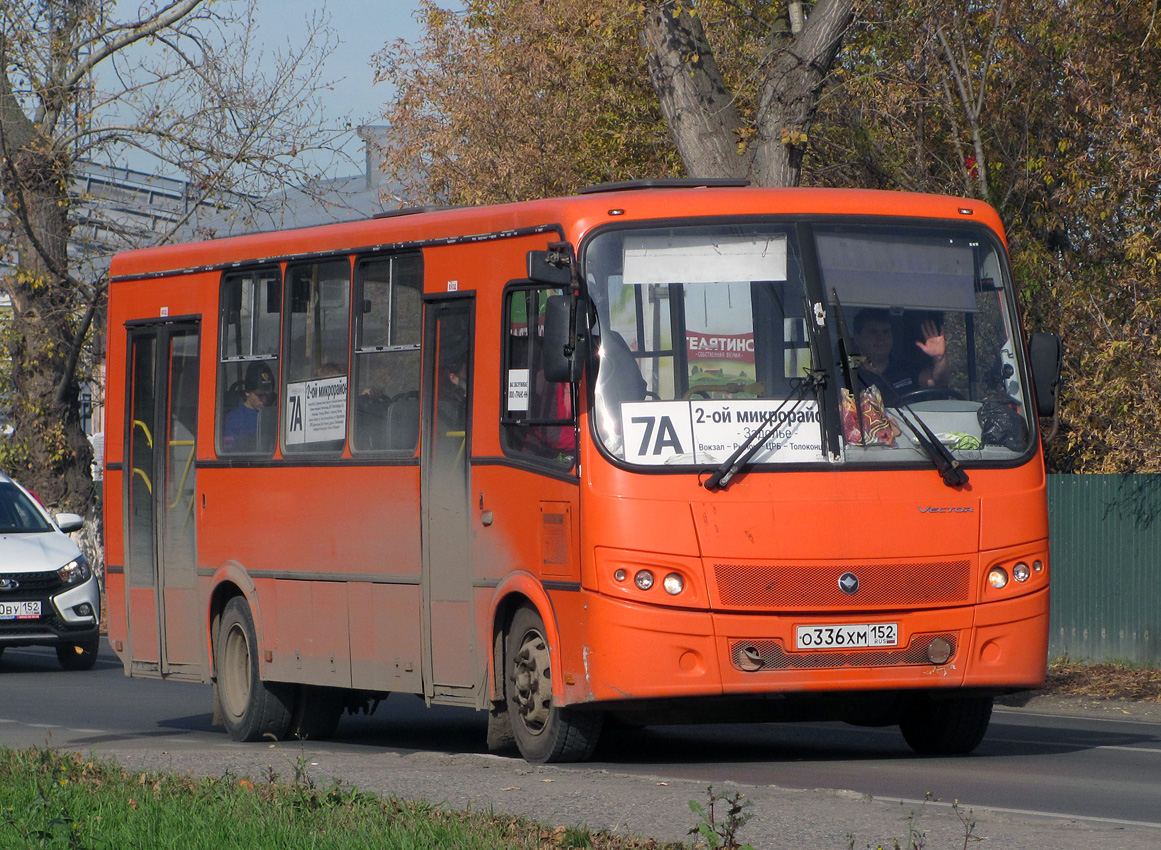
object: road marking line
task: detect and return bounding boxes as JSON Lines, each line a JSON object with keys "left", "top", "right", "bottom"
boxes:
{"left": 985, "top": 734, "right": 1161, "bottom": 754}
{"left": 886, "top": 796, "right": 1161, "bottom": 830}
{"left": 995, "top": 708, "right": 1161, "bottom": 727}
{"left": 1095, "top": 745, "right": 1161, "bottom": 754}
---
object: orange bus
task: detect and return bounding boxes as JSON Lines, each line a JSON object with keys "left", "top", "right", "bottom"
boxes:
{"left": 104, "top": 182, "right": 1061, "bottom": 763}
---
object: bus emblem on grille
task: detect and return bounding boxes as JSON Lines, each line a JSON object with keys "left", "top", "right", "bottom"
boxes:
{"left": 0, "top": 578, "right": 18, "bottom": 592}
{"left": 838, "top": 572, "right": 859, "bottom": 594}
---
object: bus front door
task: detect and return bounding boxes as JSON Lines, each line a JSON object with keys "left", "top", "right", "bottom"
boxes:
{"left": 421, "top": 296, "right": 477, "bottom": 702}
{"left": 124, "top": 320, "right": 202, "bottom": 678}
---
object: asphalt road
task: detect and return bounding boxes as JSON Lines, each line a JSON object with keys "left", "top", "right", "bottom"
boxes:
{"left": 2, "top": 639, "right": 1160, "bottom": 849}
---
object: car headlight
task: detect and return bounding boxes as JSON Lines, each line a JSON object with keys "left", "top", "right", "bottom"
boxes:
{"left": 57, "top": 556, "right": 90, "bottom": 586}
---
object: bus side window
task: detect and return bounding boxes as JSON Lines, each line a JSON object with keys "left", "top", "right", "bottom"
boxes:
{"left": 217, "top": 268, "right": 281, "bottom": 456}
{"left": 351, "top": 254, "right": 423, "bottom": 453}
{"left": 501, "top": 285, "right": 575, "bottom": 466}
{"left": 282, "top": 260, "right": 351, "bottom": 455}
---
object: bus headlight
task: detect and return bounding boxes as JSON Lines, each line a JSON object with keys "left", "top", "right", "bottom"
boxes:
{"left": 987, "top": 567, "right": 1009, "bottom": 589}
{"left": 594, "top": 549, "right": 704, "bottom": 607}
{"left": 1012, "top": 562, "right": 1031, "bottom": 582}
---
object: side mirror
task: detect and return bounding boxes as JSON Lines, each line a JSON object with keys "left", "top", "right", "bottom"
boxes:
{"left": 543, "top": 295, "right": 585, "bottom": 383}
{"left": 527, "top": 243, "right": 574, "bottom": 286}
{"left": 55, "top": 513, "right": 84, "bottom": 533}
{"left": 1028, "top": 333, "right": 1062, "bottom": 418}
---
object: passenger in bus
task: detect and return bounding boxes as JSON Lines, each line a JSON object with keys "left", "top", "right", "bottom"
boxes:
{"left": 852, "top": 308, "right": 949, "bottom": 403}
{"left": 593, "top": 330, "right": 647, "bottom": 453}
{"left": 438, "top": 360, "right": 468, "bottom": 425}
{"left": 433, "top": 336, "right": 470, "bottom": 466}
{"left": 530, "top": 374, "right": 576, "bottom": 458}
{"left": 222, "top": 362, "right": 276, "bottom": 452}
{"left": 355, "top": 377, "right": 392, "bottom": 450}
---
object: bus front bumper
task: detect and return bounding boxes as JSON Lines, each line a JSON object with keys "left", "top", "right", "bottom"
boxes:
{"left": 561, "top": 589, "right": 1048, "bottom": 706}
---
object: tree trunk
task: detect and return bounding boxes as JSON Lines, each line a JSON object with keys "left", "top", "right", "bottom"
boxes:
{"left": 1, "top": 145, "right": 94, "bottom": 513}
{"left": 641, "top": 0, "right": 856, "bottom": 188}
{"left": 641, "top": 1, "right": 750, "bottom": 180}
{"left": 752, "top": 0, "right": 855, "bottom": 187}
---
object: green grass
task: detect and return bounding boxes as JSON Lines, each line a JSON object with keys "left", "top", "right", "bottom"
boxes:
{"left": 0, "top": 746, "right": 681, "bottom": 850}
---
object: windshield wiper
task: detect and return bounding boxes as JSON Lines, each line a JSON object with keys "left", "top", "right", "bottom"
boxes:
{"left": 891, "top": 403, "right": 969, "bottom": 487}
{"left": 829, "top": 289, "right": 966, "bottom": 488}
{"left": 703, "top": 381, "right": 813, "bottom": 491}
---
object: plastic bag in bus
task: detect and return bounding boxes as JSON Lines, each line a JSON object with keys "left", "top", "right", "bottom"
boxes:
{"left": 977, "top": 399, "right": 1027, "bottom": 451}
{"left": 840, "top": 386, "right": 898, "bottom": 447}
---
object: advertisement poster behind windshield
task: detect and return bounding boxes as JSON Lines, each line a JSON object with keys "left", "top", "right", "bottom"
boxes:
{"left": 621, "top": 399, "right": 823, "bottom": 465}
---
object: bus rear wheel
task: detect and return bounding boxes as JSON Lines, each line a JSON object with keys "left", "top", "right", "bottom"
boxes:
{"left": 216, "top": 597, "right": 294, "bottom": 742}
{"left": 505, "top": 605, "right": 601, "bottom": 764}
{"left": 899, "top": 694, "right": 993, "bottom": 755}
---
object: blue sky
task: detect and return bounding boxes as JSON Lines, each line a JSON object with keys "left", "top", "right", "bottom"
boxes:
{"left": 253, "top": 1, "right": 457, "bottom": 168}
{"left": 99, "top": 1, "right": 461, "bottom": 178}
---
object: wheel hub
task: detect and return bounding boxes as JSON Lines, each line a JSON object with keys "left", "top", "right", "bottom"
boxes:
{"left": 511, "top": 629, "right": 552, "bottom": 735}
{"left": 221, "top": 623, "right": 252, "bottom": 718}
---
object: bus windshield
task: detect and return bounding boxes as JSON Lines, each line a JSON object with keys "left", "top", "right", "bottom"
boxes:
{"left": 585, "top": 221, "right": 1034, "bottom": 470}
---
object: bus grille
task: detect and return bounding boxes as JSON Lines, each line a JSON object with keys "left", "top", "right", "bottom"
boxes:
{"left": 712, "top": 560, "right": 972, "bottom": 610}
{"left": 729, "top": 633, "right": 958, "bottom": 671}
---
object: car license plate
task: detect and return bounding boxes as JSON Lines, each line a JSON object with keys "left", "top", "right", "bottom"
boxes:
{"left": 795, "top": 622, "right": 898, "bottom": 650}
{"left": 0, "top": 600, "right": 41, "bottom": 620}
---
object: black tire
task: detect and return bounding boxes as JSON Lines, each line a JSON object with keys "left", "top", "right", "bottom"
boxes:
{"left": 287, "top": 685, "right": 345, "bottom": 741}
{"left": 900, "top": 694, "right": 993, "bottom": 755}
{"left": 216, "top": 597, "right": 294, "bottom": 742}
{"left": 56, "top": 637, "right": 99, "bottom": 671}
{"left": 505, "top": 605, "right": 602, "bottom": 763}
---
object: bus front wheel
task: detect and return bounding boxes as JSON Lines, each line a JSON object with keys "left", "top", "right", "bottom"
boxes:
{"left": 216, "top": 597, "right": 294, "bottom": 742}
{"left": 899, "top": 694, "right": 993, "bottom": 755}
{"left": 505, "top": 605, "right": 602, "bottom": 764}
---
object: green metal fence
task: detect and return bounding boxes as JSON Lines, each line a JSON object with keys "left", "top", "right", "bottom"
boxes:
{"left": 1047, "top": 474, "right": 1161, "bottom": 665}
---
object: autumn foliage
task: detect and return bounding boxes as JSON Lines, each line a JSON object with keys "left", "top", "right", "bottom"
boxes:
{"left": 378, "top": 0, "right": 1161, "bottom": 473}
{"left": 373, "top": 0, "right": 681, "bottom": 205}
{"left": 810, "top": 0, "right": 1161, "bottom": 472}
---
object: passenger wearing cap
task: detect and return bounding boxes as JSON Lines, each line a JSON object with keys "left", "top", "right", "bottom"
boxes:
{"left": 223, "top": 362, "right": 276, "bottom": 452}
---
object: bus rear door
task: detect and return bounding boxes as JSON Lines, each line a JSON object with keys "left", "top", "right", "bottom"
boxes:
{"left": 421, "top": 295, "right": 478, "bottom": 702}
{"left": 123, "top": 319, "right": 203, "bottom": 678}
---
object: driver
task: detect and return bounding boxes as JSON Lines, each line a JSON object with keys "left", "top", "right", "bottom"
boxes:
{"left": 852, "top": 308, "right": 950, "bottom": 403}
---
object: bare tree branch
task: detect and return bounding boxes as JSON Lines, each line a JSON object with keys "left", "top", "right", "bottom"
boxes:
{"left": 60, "top": 1, "right": 205, "bottom": 104}
{"left": 1, "top": 0, "right": 343, "bottom": 510}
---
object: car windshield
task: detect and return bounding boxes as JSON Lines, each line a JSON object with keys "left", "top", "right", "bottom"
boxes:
{"left": 584, "top": 220, "right": 1035, "bottom": 471}
{"left": 0, "top": 482, "right": 54, "bottom": 533}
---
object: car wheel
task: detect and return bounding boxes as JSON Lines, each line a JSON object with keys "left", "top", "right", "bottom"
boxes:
{"left": 505, "top": 605, "right": 601, "bottom": 763}
{"left": 216, "top": 596, "right": 293, "bottom": 742}
{"left": 56, "top": 637, "right": 99, "bottom": 671}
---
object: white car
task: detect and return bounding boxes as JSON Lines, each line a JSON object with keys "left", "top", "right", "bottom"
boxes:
{"left": 0, "top": 472, "right": 100, "bottom": 670}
